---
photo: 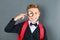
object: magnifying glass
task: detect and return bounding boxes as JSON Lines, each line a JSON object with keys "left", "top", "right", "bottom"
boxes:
{"left": 27, "top": 11, "right": 34, "bottom": 17}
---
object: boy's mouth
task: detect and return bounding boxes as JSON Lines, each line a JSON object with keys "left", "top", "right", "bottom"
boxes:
{"left": 31, "top": 18, "right": 37, "bottom": 20}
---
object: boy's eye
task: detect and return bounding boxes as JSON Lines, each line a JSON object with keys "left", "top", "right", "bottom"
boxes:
{"left": 35, "top": 12, "right": 37, "bottom": 14}
{"left": 27, "top": 11, "right": 33, "bottom": 17}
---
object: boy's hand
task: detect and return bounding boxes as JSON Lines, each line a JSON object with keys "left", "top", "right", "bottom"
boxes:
{"left": 14, "top": 13, "right": 27, "bottom": 21}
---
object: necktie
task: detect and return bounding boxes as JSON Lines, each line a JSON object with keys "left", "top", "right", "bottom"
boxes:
{"left": 30, "top": 23, "right": 37, "bottom": 26}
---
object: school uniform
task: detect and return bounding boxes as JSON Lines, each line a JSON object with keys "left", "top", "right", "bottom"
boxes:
{"left": 5, "top": 18, "right": 47, "bottom": 40}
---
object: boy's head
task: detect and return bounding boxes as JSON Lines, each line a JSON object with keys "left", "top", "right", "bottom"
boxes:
{"left": 26, "top": 4, "right": 40, "bottom": 23}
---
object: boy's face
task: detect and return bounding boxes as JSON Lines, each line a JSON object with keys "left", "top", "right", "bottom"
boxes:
{"left": 27, "top": 8, "right": 40, "bottom": 23}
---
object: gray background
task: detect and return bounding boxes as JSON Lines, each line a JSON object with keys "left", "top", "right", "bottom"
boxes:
{"left": 0, "top": 0, "right": 60, "bottom": 40}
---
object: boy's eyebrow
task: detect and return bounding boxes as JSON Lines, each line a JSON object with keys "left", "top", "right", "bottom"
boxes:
{"left": 28, "top": 10, "right": 32, "bottom": 12}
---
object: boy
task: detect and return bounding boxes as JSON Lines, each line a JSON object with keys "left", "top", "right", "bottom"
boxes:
{"left": 5, "top": 4, "right": 47, "bottom": 40}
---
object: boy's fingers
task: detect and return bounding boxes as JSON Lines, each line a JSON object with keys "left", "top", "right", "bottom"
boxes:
{"left": 25, "top": 13, "right": 27, "bottom": 15}
{"left": 24, "top": 13, "right": 27, "bottom": 16}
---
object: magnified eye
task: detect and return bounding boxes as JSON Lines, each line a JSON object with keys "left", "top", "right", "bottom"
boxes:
{"left": 27, "top": 11, "right": 33, "bottom": 17}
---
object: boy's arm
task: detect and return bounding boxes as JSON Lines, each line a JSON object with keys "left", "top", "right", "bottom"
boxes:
{"left": 4, "top": 18, "right": 24, "bottom": 34}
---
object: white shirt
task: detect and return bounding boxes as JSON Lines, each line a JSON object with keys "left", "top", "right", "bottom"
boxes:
{"left": 28, "top": 20, "right": 39, "bottom": 33}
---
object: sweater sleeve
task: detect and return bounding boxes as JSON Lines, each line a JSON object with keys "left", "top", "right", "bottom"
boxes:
{"left": 43, "top": 26, "right": 48, "bottom": 40}
{"left": 4, "top": 18, "right": 24, "bottom": 34}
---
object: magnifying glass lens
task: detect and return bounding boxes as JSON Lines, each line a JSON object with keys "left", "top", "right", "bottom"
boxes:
{"left": 28, "top": 11, "right": 33, "bottom": 17}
